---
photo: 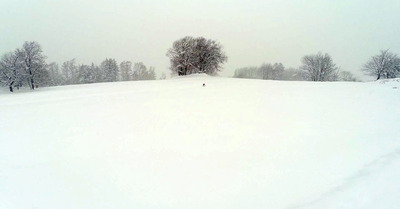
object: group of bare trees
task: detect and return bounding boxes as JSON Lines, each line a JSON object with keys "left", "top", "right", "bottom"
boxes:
{"left": 234, "top": 50, "right": 400, "bottom": 82}
{"left": 48, "top": 59, "right": 156, "bottom": 86}
{"left": 0, "top": 41, "right": 47, "bottom": 92}
{"left": 166, "top": 36, "right": 227, "bottom": 76}
{"left": 234, "top": 63, "right": 290, "bottom": 80}
{"left": 0, "top": 41, "right": 157, "bottom": 92}
{"left": 234, "top": 52, "right": 361, "bottom": 82}
{"left": 234, "top": 52, "right": 344, "bottom": 81}
{"left": 2, "top": 40, "right": 398, "bottom": 92}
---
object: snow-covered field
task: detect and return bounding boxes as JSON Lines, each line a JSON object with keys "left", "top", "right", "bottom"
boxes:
{"left": 1, "top": 75, "right": 399, "bottom": 209}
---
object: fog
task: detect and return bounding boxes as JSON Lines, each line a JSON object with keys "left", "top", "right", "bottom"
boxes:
{"left": 1, "top": 0, "right": 400, "bottom": 79}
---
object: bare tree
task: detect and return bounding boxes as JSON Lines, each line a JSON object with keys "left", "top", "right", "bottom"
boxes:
{"left": 300, "top": 52, "right": 339, "bottom": 81}
{"left": 339, "top": 71, "right": 358, "bottom": 82}
{"left": 120, "top": 61, "right": 132, "bottom": 81}
{"left": 77, "top": 64, "right": 97, "bottom": 84}
{"left": 259, "top": 64, "right": 272, "bottom": 79}
{"left": 132, "top": 62, "right": 147, "bottom": 80}
{"left": 92, "top": 63, "right": 102, "bottom": 83}
{"left": 362, "top": 50, "right": 400, "bottom": 80}
{"left": 271, "top": 63, "right": 284, "bottom": 80}
{"left": 166, "top": 36, "right": 196, "bottom": 76}
{"left": 166, "top": 36, "right": 227, "bottom": 76}
{"left": 281, "top": 67, "right": 305, "bottom": 81}
{"left": 0, "top": 50, "right": 23, "bottom": 92}
{"left": 233, "top": 67, "right": 259, "bottom": 79}
{"left": 192, "top": 37, "right": 228, "bottom": 75}
{"left": 259, "top": 63, "right": 284, "bottom": 80}
{"left": 159, "top": 72, "right": 167, "bottom": 80}
{"left": 20, "top": 41, "right": 47, "bottom": 89}
{"left": 234, "top": 63, "right": 286, "bottom": 80}
{"left": 100, "top": 58, "right": 119, "bottom": 82}
{"left": 61, "top": 59, "right": 78, "bottom": 85}
{"left": 47, "top": 62, "right": 63, "bottom": 86}
{"left": 146, "top": 66, "right": 156, "bottom": 80}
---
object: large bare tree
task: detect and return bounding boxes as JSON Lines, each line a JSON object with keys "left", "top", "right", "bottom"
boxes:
{"left": 300, "top": 52, "right": 339, "bottom": 81}
{"left": 21, "top": 41, "right": 47, "bottom": 89}
{"left": 362, "top": 49, "right": 400, "bottom": 80}
{"left": 166, "top": 36, "right": 227, "bottom": 76}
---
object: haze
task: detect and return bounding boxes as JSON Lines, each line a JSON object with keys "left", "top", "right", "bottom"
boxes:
{"left": 1, "top": 0, "right": 400, "bottom": 79}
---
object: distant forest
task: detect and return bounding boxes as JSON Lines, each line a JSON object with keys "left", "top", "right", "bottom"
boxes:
{"left": 234, "top": 53, "right": 357, "bottom": 82}
{"left": 234, "top": 50, "right": 400, "bottom": 82}
{"left": 0, "top": 41, "right": 163, "bottom": 92}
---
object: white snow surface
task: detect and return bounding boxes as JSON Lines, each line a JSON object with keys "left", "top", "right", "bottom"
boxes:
{"left": 1, "top": 74, "right": 400, "bottom": 209}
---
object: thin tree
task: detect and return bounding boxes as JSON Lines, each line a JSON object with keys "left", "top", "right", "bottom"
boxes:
{"left": 146, "top": 66, "right": 156, "bottom": 80}
{"left": 120, "top": 61, "right": 132, "bottom": 81}
{"left": 61, "top": 59, "right": 78, "bottom": 85}
{"left": 47, "top": 62, "right": 63, "bottom": 86}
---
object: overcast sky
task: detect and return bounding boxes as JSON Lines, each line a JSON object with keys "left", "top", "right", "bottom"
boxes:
{"left": 1, "top": 0, "right": 400, "bottom": 80}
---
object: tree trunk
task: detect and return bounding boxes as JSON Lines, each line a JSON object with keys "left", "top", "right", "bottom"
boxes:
{"left": 31, "top": 78, "right": 35, "bottom": 90}
{"left": 377, "top": 74, "right": 381, "bottom": 80}
{"left": 27, "top": 68, "right": 35, "bottom": 90}
{"left": 9, "top": 81, "right": 14, "bottom": 92}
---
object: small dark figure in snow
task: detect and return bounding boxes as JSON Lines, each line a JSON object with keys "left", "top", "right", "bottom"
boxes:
{"left": 203, "top": 83, "right": 206, "bottom": 87}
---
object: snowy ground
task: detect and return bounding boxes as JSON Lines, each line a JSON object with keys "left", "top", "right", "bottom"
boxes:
{"left": 1, "top": 75, "right": 399, "bottom": 209}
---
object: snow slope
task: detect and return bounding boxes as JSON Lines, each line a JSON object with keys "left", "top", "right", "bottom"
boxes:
{"left": 1, "top": 75, "right": 399, "bottom": 209}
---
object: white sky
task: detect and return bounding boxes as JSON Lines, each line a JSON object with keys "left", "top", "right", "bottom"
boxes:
{"left": 1, "top": 0, "right": 400, "bottom": 80}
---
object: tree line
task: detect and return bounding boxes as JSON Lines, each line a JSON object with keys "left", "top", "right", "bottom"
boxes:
{"left": 165, "top": 36, "right": 399, "bottom": 81}
{"left": 234, "top": 53, "right": 356, "bottom": 81}
{"left": 3, "top": 39, "right": 399, "bottom": 92}
{"left": 0, "top": 41, "right": 158, "bottom": 92}
{"left": 234, "top": 50, "right": 400, "bottom": 82}
{"left": 166, "top": 36, "right": 399, "bottom": 81}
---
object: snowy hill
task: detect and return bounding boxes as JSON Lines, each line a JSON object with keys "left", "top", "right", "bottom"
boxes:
{"left": 1, "top": 75, "right": 399, "bottom": 209}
